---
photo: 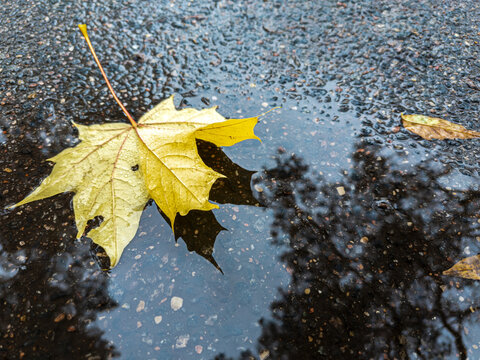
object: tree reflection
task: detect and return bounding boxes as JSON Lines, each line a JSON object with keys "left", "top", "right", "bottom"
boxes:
{"left": 223, "top": 145, "right": 480, "bottom": 360}
{"left": 0, "top": 119, "right": 119, "bottom": 358}
{"left": 0, "top": 195, "right": 119, "bottom": 359}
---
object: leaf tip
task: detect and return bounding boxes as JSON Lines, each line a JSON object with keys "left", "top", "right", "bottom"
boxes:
{"left": 170, "top": 215, "right": 176, "bottom": 236}
{"left": 75, "top": 229, "right": 84, "bottom": 240}
{"left": 8, "top": 198, "right": 28, "bottom": 210}
{"left": 442, "top": 267, "right": 454, "bottom": 276}
{"left": 166, "top": 95, "right": 175, "bottom": 107}
{"left": 5, "top": 203, "right": 17, "bottom": 210}
{"left": 109, "top": 257, "right": 119, "bottom": 268}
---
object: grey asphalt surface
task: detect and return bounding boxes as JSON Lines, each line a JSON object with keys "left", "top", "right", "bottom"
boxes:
{"left": 2, "top": 0, "right": 480, "bottom": 359}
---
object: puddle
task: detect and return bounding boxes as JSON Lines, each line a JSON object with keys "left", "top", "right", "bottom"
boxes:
{"left": 3, "top": 87, "right": 479, "bottom": 359}
{"left": 2, "top": 0, "right": 480, "bottom": 359}
{"left": 249, "top": 143, "right": 480, "bottom": 360}
{"left": 83, "top": 91, "right": 363, "bottom": 359}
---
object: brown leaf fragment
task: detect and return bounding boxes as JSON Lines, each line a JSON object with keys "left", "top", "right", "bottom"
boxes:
{"left": 443, "top": 255, "right": 480, "bottom": 280}
{"left": 401, "top": 114, "right": 480, "bottom": 140}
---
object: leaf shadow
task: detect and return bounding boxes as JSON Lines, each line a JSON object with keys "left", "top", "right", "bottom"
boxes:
{"left": 155, "top": 139, "right": 260, "bottom": 272}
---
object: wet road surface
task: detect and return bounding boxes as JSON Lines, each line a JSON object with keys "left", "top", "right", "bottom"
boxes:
{"left": 2, "top": 0, "right": 480, "bottom": 359}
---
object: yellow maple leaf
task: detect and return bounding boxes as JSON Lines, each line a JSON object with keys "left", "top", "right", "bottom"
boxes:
{"left": 13, "top": 96, "right": 259, "bottom": 267}
{"left": 10, "top": 25, "right": 261, "bottom": 267}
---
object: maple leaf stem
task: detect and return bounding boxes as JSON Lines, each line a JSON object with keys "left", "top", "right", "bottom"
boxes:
{"left": 78, "top": 24, "right": 138, "bottom": 128}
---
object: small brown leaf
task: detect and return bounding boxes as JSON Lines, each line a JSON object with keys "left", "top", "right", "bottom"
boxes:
{"left": 401, "top": 114, "right": 480, "bottom": 140}
{"left": 443, "top": 255, "right": 480, "bottom": 280}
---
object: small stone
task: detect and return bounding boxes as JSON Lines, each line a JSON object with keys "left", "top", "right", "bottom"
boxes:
{"left": 175, "top": 335, "right": 190, "bottom": 348}
{"left": 154, "top": 316, "right": 162, "bottom": 324}
{"left": 336, "top": 186, "right": 345, "bottom": 196}
{"left": 205, "top": 314, "right": 217, "bottom": 325}
{"left": 254, "top": 184, "right": 264, "bottom": 192}
{"left": 195, "top": 345, "right": 203, "bottom": 354}
{"left": 171, "top": 296, "right": 183, "bottom": 311}
{"left": 54, "top": 313, "right": 65, "bottom": 322}
{"left": 360, "top": 237, "right": 369, "bottom": 244}
{"left": 136, "top": 300, "right": 145, "bottom": 312}
{"left": 259, "top": 350, "right": 269, "bottom": 360}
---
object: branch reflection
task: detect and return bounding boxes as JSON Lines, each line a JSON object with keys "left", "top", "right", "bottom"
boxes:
{"left": 221, "top": 144, "right": 480, "bottom": 360}
{"left": 0, "top": 194, "right": 118, "bottom": 358}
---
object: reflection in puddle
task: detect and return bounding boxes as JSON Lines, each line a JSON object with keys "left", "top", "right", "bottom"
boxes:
{"left": 0, "top": 132, "right": 6, "bottom": 145}
{"left": 0, "top": 204, "right": 119, "bottom": 358}
{"left": 218, "top": 144, "right": 480, "bottom": 359}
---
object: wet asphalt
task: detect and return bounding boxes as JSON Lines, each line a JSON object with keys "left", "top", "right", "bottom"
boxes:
{"left": 2, "top": 0, "right": 480, "bottom": 359}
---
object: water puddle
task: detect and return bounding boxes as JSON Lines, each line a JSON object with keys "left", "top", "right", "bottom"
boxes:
{"left": 2, "top": 0, "right": 480, "bottom": 359}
